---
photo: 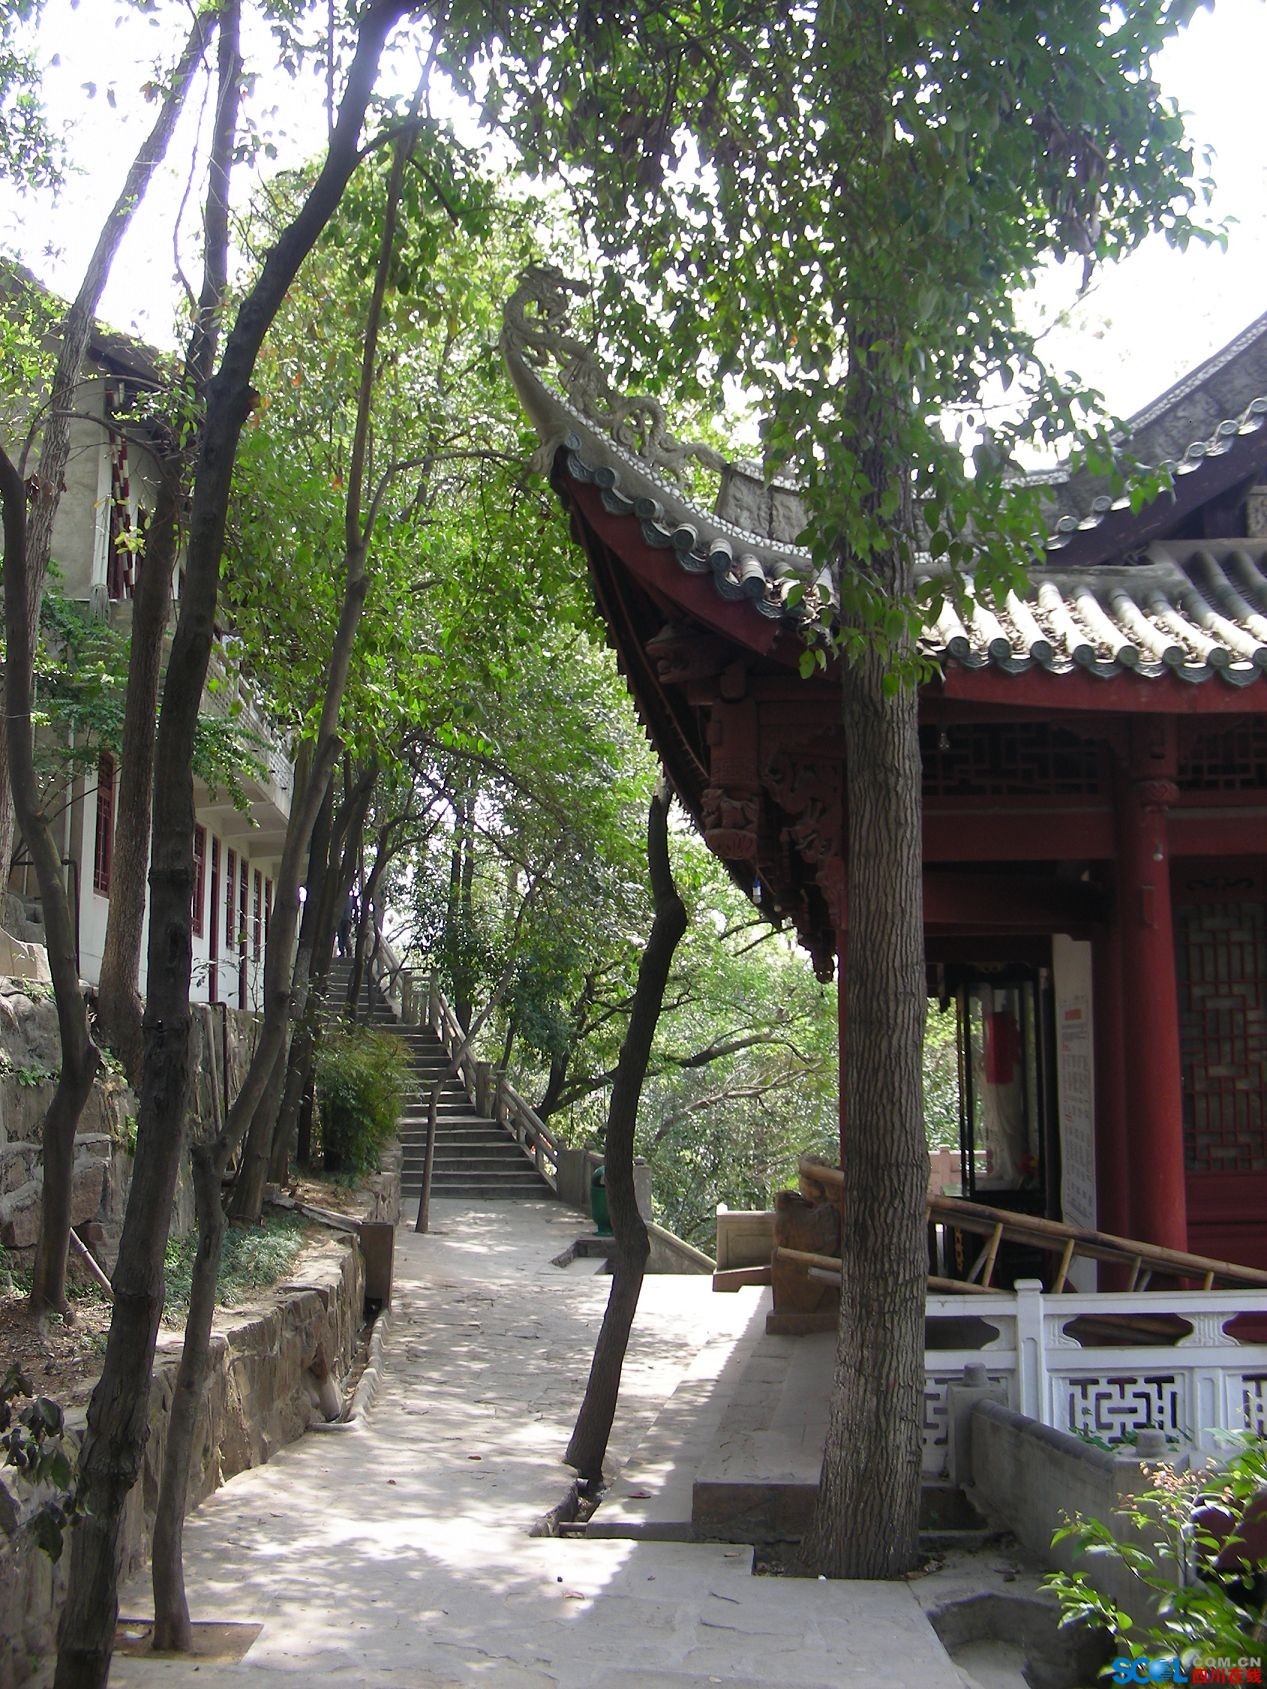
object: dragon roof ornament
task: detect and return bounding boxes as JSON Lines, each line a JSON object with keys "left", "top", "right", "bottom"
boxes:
{"left": 500, "top": 266, "right": 725, "bottom": 490}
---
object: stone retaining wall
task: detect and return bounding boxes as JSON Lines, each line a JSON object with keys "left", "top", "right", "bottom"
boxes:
{"left": 0, "top": 1224, "right": 384, "bottom": 1688}
{"left": 0, "top": 974, "right": 404, "bottom": 1688}
{"left": 0, "top": 990, "right": 265, "bottom": 1267}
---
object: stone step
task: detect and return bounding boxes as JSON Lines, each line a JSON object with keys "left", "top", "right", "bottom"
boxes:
{"left": 402, "top": 1131, "right": 528, "bottom": 1154}
{"left": 403, "top": 1153, "right": 534, "bottom": 1177}
{"left": 399, "top": 1124, "right": 528, "bottom": 1147}
{"left": 430, "top": 1158, "right": 538, "bottom": 1178}
{"left": 406, "top": 1176, "right": 555, "bottom": 1200}
{"left": 398, "top": 1114, "right": 503, "bottom": 1133}
{"left": 398, "top": 1096, "right": 476, "bottom": 1112}
{"left": 404, "top": 1161, "right": 549, "bottom": 1184}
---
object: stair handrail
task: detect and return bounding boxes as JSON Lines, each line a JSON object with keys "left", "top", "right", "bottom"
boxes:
{"left": 364, "top": 930, "right": 409, "bottom": 1020}
{"left": 431, "top": 994, "right": 479, "bottom": 1102}
{"left": 417, "top": 973, "right": 561, "bottom": 1197}
{"left": 495, "top": 1078, "right": 560, "bottom": 1189}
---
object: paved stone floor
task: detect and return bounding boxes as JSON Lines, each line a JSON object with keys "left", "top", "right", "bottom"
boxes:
{"left": 102, "top": 1200, "right": 1004, "bottom": 1687}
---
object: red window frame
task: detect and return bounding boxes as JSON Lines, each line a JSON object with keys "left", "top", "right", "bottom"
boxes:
{"left": 208, "top": 836, "right": 220, "bottom": 1000}
{"left": 226, "top": 847, "right": 238, "bottom": 987}
{"left": 238, "top": 858, "right": 249, "bottom": 1010}
{"left": 93, "top": 752, "right": 115, "bottom": 895}
{"left": 192, "top": 825, "right": 207, "bottom": 937}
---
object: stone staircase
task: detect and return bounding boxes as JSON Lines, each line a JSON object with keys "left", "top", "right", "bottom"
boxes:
{"left": 325, "top": 959, "right": 553, "bottom": 1203}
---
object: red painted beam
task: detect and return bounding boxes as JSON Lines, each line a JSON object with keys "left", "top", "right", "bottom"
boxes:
{"left": 924, "top": 806, "right": 1115, "bottom": 861}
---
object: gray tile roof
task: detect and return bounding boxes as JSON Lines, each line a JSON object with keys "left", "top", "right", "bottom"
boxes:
{"left": 503, "top": 271, "right": 1267, "bottom": 689}
{"left": 560, "top": 429, "right": 1267, "bottom": 686}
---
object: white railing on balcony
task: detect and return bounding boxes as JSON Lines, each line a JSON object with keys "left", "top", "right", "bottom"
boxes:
{"left": 922, "top": 1280, "right": 1267, "bottom": 1477}
{"left": 203, "top": 648, "right": 294, "bottom": 806}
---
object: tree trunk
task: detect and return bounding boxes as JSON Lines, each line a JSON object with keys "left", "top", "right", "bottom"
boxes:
{"left": 565, "top": 780, "right": 685, "bottom": 1481}
{"left": 0, "top": 11, "right": 213, "bottom": 893}
{"left": 148, "top": 1134, "right": 224, "bottom": 1651}
{"left": 232, "top": 85, "right": 418, "bottom": 1220}
{"left": 97, "top": 4, "right": 236, "bottom": 1080}
{"left": 344, "top": 819, "right": 391, "bottom": 1019}
{"left": 131, "top": 8, "right": 245, "bottom": 1644}
{"left": 802, "top": 331, "right": 926, "bottom": 1581}
{"left": 0, "top": 11, "right": 210, "bottom": 1319}
{"left": 94, "top": 470, "right": 180, "bottom": 1080}
{"left": 0, "top": 450, "right": 101, "bottom": 1319}
{"left": 272, "top": 775, "right": 344, "bottom": 1167}
{"left": 275, "top": 770, "right": 376, "bottom": 1169}
{"left": 55, "top": 12, "right": 407, "bottom": 1683}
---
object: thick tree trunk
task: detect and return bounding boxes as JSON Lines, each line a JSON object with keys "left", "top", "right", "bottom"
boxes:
{"left": 537, "top": 1051, "right": 568, "bottom": 1120}
{"left": 801, "top": 653, "right": 926, "bottom": 1578}
{"left": 130, "top": 7, "right": 245, "bottom": 1645}
{"left": 565, "top": 780, "right": 686, "bottom": 1481}
{"left": 802, "top": 330, "right": 926, "bottom": 1580}
{"left": 0, "top": 451, "right": 101, "bottom": 1319}
{"left": 0, "top": 12, "right": 212, "bottom": 892}
{"left": 55, "top": 12, "right": 407, "bottom": 1684}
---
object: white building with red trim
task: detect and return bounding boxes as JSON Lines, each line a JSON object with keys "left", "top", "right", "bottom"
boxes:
{"left": 5, "top": 296, "right": 291, "bottom": 1009}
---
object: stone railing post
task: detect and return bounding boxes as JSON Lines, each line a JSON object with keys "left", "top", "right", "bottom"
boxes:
{"left": 474, "top": 1061, "right": 491, "bottom": 1119}
{"left": 400, "top": 969, "right": 416, "bottom": 1026}
{"left": 945, "top": 1361, "right": 1006, "bottom": 1487}
{"left": 1014, "top": 1278, "right": 1047, "bottom": 1423}
{"left": 426, "top": 973, "right": 440, "bottom": 1033}
{"left": 494, "top": 1071, "right": 507, "bottom": 1127}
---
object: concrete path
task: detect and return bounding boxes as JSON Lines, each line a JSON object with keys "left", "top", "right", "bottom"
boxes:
{"left": 105, "top": 1200, "right": 990, "bottom": 1688}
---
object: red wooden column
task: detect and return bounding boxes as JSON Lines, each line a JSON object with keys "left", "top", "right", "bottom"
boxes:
{"left": 1116, "top": 763, "right": 1188, "bottom": 1252}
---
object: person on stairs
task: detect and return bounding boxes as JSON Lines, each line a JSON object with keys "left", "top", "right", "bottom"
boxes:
{"left": 337, "top": 890, "right": 359, "bottom": 959}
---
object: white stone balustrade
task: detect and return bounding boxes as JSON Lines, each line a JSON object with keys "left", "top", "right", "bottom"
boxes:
{"left": 923, "top": 1279, "right": 1267, "bottom": 1476}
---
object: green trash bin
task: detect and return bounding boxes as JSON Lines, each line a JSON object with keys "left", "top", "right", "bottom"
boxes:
{"left": 591, "top": 1163, "right": 612, "bottom": 1236}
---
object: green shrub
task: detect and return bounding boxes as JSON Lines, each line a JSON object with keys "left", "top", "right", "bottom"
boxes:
{"left": 1047, "top": 1437, "right": 1267, "bottom": 1672}
{"left": 163, "top": 1211, "right": 309, "bottom": 1317}
{"left": 314, "top": 1025, "right": 409, "bottom": 1174}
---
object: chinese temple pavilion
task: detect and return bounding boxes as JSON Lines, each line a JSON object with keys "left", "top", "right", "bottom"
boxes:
{"left": 503, "top": 270, "right": 1267, "bottom": 1277}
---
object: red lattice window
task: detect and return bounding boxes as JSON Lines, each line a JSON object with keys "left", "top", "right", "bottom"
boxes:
{"left": 920, "top": 723, "right": 1103, "bottom": 799}
{"left": 93, "top": 753, "right": 115, "bottom": 895}
{"left": 192, "top": 825, "right": 206, "bottom": 937}
{"left": 1178, "top": 720, "right": 1267, "bottom": 792}
{"left": 1176, "top": 864, "right": 1267, "bottom": 1174}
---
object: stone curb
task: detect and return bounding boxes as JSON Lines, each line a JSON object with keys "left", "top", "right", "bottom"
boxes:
{"left": 307, "top": 1307, "right": 392, "bottom": 1434}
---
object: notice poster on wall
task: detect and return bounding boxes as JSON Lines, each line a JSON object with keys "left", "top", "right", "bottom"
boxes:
{"left": 1053, "top": 935, "right": 1096, "bottom": 1292}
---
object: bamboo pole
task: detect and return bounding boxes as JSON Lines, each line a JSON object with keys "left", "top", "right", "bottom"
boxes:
{"left": 797, "top": 1155, "right": 1267, "bottom": 1289}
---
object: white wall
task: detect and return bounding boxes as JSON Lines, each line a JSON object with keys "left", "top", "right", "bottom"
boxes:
{"left": 78, "top": 767, "right": 279, "bottom": 1011}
